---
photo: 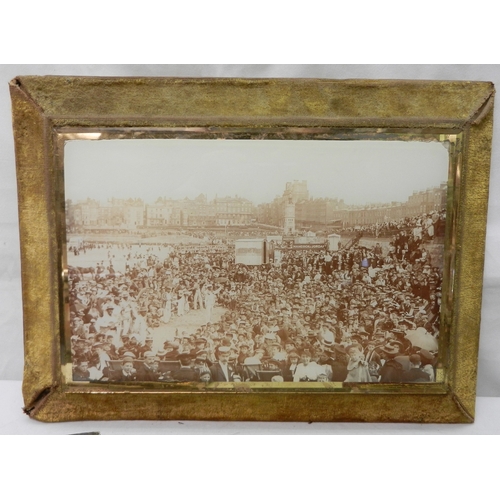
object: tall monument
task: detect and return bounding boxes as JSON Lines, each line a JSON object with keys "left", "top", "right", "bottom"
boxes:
{"left": 282, "top": 180, "right": 308, "bottom": 234}
{"left": 283, "top": 196, "right": 296, "bottom": 234}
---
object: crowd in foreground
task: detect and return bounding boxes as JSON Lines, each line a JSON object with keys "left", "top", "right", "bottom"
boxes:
{"left": 69, "top": 218, "right": 442, "bottom": 385}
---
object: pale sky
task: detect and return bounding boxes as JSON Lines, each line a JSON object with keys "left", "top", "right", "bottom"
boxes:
{"left": 64, "top": 138, "right": 449, "bottom": 206}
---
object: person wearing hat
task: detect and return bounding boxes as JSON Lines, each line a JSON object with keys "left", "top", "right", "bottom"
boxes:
{"left": 364, "top": 341, "right": 382, "bottom": 382}
{"left": 119, "top": 295, "right": 134, "bottom": 338}
{"left": 237, "top": 343, "right": 251, "bottom": 365}
{"left": 172, "top": 353, "right": 198, "bottom": 382}
{"left": 379, "top": 342, "right": 404, "bottom": 383}
{"left": 210, "top": 346, "right": 236, "bottom": 382}
{"left": 283, "top": 340, "right": 296, "bottom": 354}
{"left": 192, "top": 281, "right": 204, "bottom": 311}
{"left": 344, "top": 344, "right": 371, "bottom": 383}
{"left": 88, "top": 342, "right": 112, "bottom": 380}
{"left": 95, "top": 304, "right": 121, "bottom": 344}
{"left": 117, "top": 334, "right": 132, "bottom": 358}
{"left": 198, "top": 369, "right": 212, "bottom": 383}
{"left": 88, "top": 318, "right": 98, "bottom": 335}
{"left": 326, "top": 345, "right": 349, "bottom": 382}
{"left": 125, "top": 335, "right": 141, "bottom": 358}
{"left": 223, "top": 330, "right": 237, "bottom": 348}
{"left": 193, "top": 336, "right": 208, "bottom": 350}
{"left": 263, "top": 332, "right": 279, "bottom": 352}
{"left": 72, "top": 338, "right": 93, "bottom": 364}
{"left": 283, "top": 351, "right": 300, "bottom": 381}
{"left": 269, "top": 342, "right": 287, "bottom": 362}
{"left": 95, "top": 332, "right": 106, "bottom": 344}
{"left": 241, "top": 351, "right": 263, "bottom": 381}
{"left": 263, "top": 357, "right": 283, "bottom": 374}
{"left": 155, "top": 349, "right": 168, "bottom": 361}
{"left": 251, "top": 316, "right": 263, "bottom": 337}
{"left": 136, "top": 351, "right": 160, "bottom": 381}
{"left": 236, "top": 331, "right": 249, "bottom": 347}
{"left": 417, "top": 349, "right": 436, "bottom": 381}
{"left": 71, "top": 316, "right": 87, "bottom": 338}
{"left": 320, "top": 325, "right": 335, "bottom": 346}
{"left": 163, "top": 341, "right": 180, "bottom": 360}
{"left": 293, "top": 350, "right": 322, "bottom": 382}
{"left": 138, "top": 336, "right": 155, "bottom": 359}
{"left": 72, "top": 359, "right": 91, "bottom": 381}
{"left": 160, "top": 287, "right": 173, "bottom": 324}
{"left": 104, "top": 334, "right": 119, "bottom": 359}
{"left": 131, "top": 306, "right": 149, "bottom": 344}
{"left": 109, "top": 356, "right": 138, "bottom": 382}
{"left": 243, "top": 345, "right": 264, "bottom": 364}
{"left": 204, "top": 283, "right": 221, "bottom": 323}
{"left": 193, "top": 352, "right": 212, "bottom": 376}
{"left": 175, "top": 334, "right": 194, "bottom": 355}
{"left": 401, "top": 354, "right": 431, "bottom": 383}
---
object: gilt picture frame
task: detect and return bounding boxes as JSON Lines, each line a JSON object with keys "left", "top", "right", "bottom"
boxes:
{"left": 10, "top": 76, "right": 494, "bottom": 422}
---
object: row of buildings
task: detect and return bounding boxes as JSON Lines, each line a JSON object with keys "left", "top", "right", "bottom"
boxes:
{"left": 327, "top": 183, "right": 447, "bottom": 228}
{"left": 66, "top": 195, "right": 254, "bottom": 231}
{"left": 257, "top": 180, "right": 447, "bottom": 232}
{"left": 65, "top": 180, "right": 447, "bottom": 233}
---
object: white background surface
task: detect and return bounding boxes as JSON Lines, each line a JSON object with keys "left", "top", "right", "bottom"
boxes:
{"left": 0, "top": 4, "right": 498, "bottom": 497}
{"left": 1, "top": 380, "right": 500, "bottom": 435}
{"left": 1, "top": 64, "right": 499, "bottom": 435}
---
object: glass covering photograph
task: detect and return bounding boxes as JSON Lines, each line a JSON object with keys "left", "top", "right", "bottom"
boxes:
{"left": 63, "top": 137, "right": 449, "bottom": 386}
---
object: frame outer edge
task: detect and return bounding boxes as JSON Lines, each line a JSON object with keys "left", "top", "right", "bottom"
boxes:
{"left": 9, "top": 76, "right": 494, "bottom": 423}
{"left": 9, "top": 81, "right": 59, "bottom": 411}
{"left": 14, "top": 76, "right": 494, "bottom": 126}
{"left": 32, "top": 390, "right": 472, "bottom": 423}
{"left": 451, "top": 94, "right": 494, "bottom": 419}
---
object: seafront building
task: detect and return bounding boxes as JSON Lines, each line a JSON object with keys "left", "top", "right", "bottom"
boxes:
{"left": 66, "top": 180, "right": 447, "bottom": 233}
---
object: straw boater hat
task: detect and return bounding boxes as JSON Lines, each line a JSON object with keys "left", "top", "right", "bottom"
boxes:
{"left": 380, "top": 342, "right": 401, "bottom": 355}
{"left": 346, "top": 343, "right": 363, "bottom": 354}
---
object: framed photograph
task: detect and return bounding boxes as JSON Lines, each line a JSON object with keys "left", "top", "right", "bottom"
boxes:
{"left": 10, "top": 76, "right": 494, "bottom": 422}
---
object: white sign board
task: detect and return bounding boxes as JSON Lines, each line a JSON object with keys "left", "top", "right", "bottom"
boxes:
{"left": 327, "top": 234, "right": 341, "bottom": 252}
{"left": 235, "top": 239, "right": 265, "bottom": 265}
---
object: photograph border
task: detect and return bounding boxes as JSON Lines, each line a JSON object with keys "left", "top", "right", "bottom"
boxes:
{"left": 10, "top": 76, "right": 494, "bottom": 422}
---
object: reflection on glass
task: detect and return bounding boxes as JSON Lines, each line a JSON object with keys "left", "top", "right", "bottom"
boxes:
{"left": 62, "top": 133, "right": 452, "bottom": 387}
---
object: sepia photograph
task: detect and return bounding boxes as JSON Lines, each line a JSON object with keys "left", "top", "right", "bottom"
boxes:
{"left": 63, "top": 137, "right": 449, "bottom": 386}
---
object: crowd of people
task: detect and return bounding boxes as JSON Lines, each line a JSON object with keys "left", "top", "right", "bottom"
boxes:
{"left": 69, "top": 217, "right": 442, "bottom": 385}
{"left": 342, "top": 210, "right": 446, "bottom": 240}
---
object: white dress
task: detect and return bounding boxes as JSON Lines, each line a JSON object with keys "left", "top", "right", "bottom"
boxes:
{"left": 162, "top": 293, "right": 172, "bottom": 323}
{"left": 176, "top": 295, "right": 185, "bottom": 316}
